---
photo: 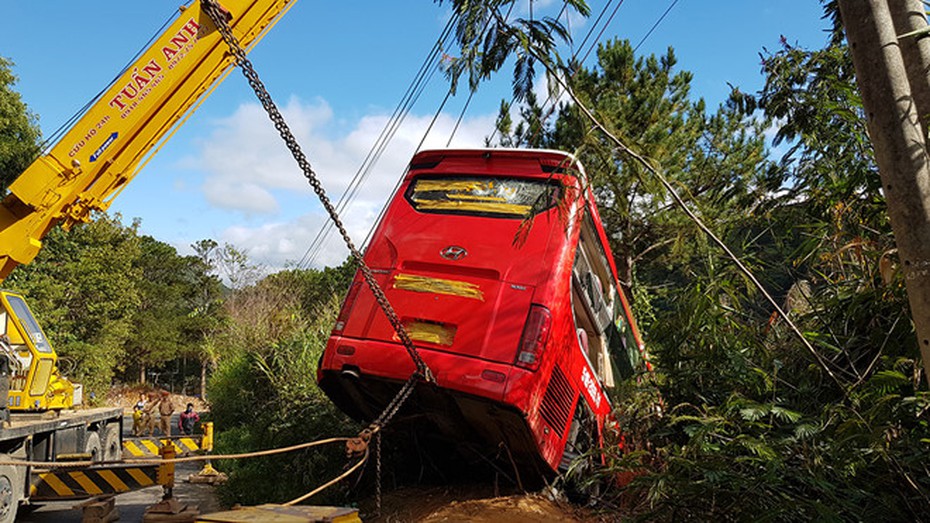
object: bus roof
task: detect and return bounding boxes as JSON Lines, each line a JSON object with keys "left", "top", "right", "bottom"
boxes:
{"left": 408, "top": 148, "right": 588, "bottom": 181}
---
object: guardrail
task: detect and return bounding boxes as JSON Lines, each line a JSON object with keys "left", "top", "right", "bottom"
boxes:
{"left": 122, "top": 422, "right": 214, "bottom": 458}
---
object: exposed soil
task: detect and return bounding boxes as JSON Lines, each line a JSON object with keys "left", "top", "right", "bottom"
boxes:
{"left": 105, "top": 384, "right": 209, "bottom": 414}
{"left": 359, "top": 485, "right": 604, "bottom": 522}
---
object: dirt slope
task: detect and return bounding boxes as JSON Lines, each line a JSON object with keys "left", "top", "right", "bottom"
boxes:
{"left": 362, "top": 486, "right": 600, "bottom": 522}
{"left": 105, "top": 384, "right": 208, "bottom": 414}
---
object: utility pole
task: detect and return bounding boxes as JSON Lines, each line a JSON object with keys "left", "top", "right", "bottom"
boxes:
{"left": 890, "top": 0, "right": 930, "bottom": 132}
{"left": 838, "top": 0, "right": 930, "bottom": 384}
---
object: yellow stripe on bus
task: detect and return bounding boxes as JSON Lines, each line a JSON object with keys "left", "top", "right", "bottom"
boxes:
{"left": 393, "top": 273, "right": 484, "bottom": 301}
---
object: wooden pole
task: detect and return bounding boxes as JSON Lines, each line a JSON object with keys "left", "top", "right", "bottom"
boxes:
{"left": 838, "top": 0, "right": 930, "bottom": 385}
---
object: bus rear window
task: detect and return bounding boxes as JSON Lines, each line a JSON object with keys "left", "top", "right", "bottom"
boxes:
{"left": 406, "top": 177, "right": 561, "bottom": 218}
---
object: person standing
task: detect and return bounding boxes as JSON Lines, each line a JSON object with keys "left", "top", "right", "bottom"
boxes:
{"left": 157, "top": 391, "right": 174, "bottom": 437}
{"left": 178, "top": 403, "right": 200, "bottom": 435}
{"left": 131, "top": 393, "right": 146, "bottom": 437}
{"left": 142, "top": 393, "right": 158, "bottom": 437}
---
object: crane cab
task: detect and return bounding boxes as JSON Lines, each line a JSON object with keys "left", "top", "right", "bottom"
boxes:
{"left": 0, "top": 290, "right": 77, "bottom": 411}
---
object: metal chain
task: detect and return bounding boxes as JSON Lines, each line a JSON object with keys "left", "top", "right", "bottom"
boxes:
{"left": 200, "top": 6, "right": 434, "bottom": 508}
{"left": 375, "top": 430, "right": 382, "bottom": 516}
{"left": 200, "top": 1, "right": 432, "bottom": 383}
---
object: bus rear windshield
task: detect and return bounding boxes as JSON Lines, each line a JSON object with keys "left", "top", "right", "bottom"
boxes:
{"left": 406, "top": 176, "right": 561, "bottom": 219}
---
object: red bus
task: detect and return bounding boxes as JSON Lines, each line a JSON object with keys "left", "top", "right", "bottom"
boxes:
{"left": 317, "top": 148, "right": 647, "bottom": 479}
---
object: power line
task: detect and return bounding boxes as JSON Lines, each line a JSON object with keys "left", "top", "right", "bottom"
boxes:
{"left": 634, "top": 0, "right": 680, "bottom": 53}
{"left": 296, "top": 15, "right": 457, "bottom": 269}
{"left": 301, "top": 0, "right": 682, "bottom": 269}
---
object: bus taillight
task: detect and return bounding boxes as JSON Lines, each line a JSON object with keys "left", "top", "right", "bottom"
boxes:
{"left": 333, "top": 281, "right": 362, "bottom": 334}
{"left": 516, "top": 305, "right": 552, "bottom": 371}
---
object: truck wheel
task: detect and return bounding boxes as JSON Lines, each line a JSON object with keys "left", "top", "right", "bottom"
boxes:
{"left": 102, "top": 424, "right": 121, "bottom": 462}
{"left": 0, "top": 465, "right": 21, "bottom": 523}
{"left": 84, "top": 431, "right": 101, "bottom": 461}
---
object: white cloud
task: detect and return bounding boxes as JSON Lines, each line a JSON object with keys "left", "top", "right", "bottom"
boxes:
{"left": 194, "top": 98, "right": 333, "bottom": 213}
{"left": 193, "top": 98, "right": 497, "bottom": 271}
{"left": 202, "top": 179, "right": 279, "bottom": 214}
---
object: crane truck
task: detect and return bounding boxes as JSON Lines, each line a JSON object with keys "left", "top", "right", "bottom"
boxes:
{"left": 0, "top": 1, "right": 295, "bottom": 520}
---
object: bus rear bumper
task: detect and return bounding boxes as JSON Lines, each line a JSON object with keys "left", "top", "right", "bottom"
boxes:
{"left": 318, "top": 336, "right": 553, "bottom": 477}
{"left": 321, "top": 335, "right": 517, "bottom": 404}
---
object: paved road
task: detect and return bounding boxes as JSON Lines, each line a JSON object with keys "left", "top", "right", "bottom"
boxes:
{"left": 17, "top": 414, "right": 222, "bottom": 522}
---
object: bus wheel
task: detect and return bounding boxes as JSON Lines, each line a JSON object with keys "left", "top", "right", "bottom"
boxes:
{"left": 0, "top": 465, "right": 21, "bottom": 523}
{"left": 559, "top": 405, "right": 601, "bottom": 505}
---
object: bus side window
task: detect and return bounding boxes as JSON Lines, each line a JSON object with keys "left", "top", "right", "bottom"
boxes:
{"left": 607, "top": 299, "right": 641, "bottom": 380}
{"left": 571, "top": 213, "right": 621, "bottom": 388}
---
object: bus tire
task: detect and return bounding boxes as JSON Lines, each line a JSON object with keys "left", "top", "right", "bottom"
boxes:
{"left": 0, "top": 465, "right": 21, "bottom": 523}
{"left": 560, "top": 406, "right": 601, "bottom": 505}
{"left": 84, "top": 431, "right": 101, "bottom": 461}
{"left": 102, "top": 424, "right": 121, "bottom": 462}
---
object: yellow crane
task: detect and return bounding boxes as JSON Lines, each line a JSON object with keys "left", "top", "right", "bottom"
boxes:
{"left": 0, "top": 0, "right": 296, "bottom": 418}
{"left": 0, "top": 2, "right": 298, "bottom": 521}
{"left": 0, "top": 0, "right": 294, "bottom": 412}
{"left": 1, "top": 0, "right": 295, "bottom": 281}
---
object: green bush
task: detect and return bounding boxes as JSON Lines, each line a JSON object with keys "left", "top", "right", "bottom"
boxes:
{"left": 207, "top": 284, "right": 358, "bottom": 506}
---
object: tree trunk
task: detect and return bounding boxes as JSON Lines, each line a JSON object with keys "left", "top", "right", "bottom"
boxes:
{"left": 617, "top": 250, "right": 635, "bottom": 305}
{"left": 140, "top": 364, "right": 146, "bottom": 385}
{"left": 200, "top": 359, "right": 207, "bottom": 400}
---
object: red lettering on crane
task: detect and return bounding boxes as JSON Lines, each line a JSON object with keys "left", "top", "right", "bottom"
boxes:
{"left": 162, "top": 18, "right": 200, "bottom": 60}
{"left": 107, "top": 59, "right": 163, "bottom": 112}
{"left": 142, "top": 61, "right": 162, "bottom": 78}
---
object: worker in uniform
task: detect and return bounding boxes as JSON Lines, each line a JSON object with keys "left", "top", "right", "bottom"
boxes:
{"left": 141, "top": 393, "right": 158, "bottom": 437}
{"left": 157, "top": 390, "right": 174, "bottom": 437}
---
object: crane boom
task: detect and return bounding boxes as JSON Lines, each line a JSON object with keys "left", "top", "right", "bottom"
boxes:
{"left": 0, "top": 0, "right": 296, "bottom": 282}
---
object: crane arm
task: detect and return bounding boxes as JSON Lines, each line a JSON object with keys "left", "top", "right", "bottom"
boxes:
{"left": 0, "top": 0, "right": 297, "bottom": 282}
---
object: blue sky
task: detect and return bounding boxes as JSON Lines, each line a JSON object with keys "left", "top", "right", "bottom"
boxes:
{"left": 1, "top": 1, "right": 830, "bottom": 272}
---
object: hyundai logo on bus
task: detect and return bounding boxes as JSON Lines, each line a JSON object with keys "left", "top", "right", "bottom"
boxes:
{"left": 440, "top": 245, "right": 467, "bottom": 260}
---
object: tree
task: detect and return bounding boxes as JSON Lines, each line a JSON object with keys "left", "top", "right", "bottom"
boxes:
{"left": 216, "top": 243, "right": 263, "bottom": 291}
{"left": 438, "top": 0, "right": 590, "bottom": 100}
{"left": 0, "top": 56, "right": 41, "bottom": 193}
{"left": 6, "top": 214, "right": 142, "bottom": 398}
{"left": 122, "top": 236, "right": 216, "bottom": 388}
{"left": 190, "top": 239, "right": 227, "bottom": 399}
{"left": 492, "top": 14, "right": 930, "bottom": 516}
{"left": 604, "top": 12, "right": 927, "bottom": 519}
{"left": 756, "top": 29, "right": 910, "bottom": 388}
